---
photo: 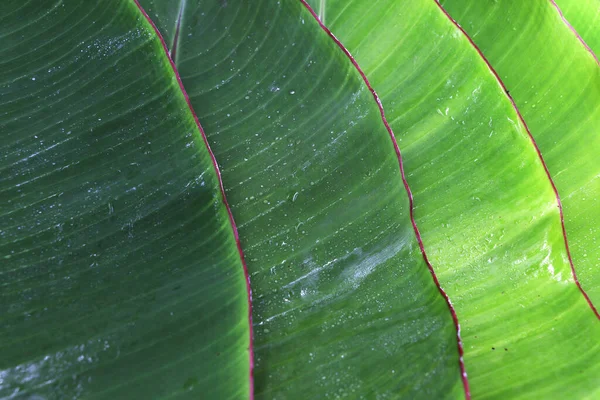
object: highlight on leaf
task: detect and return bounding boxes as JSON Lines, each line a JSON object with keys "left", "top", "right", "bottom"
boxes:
{"left": 2, "top": 0, "right": 599, "bottom": 399}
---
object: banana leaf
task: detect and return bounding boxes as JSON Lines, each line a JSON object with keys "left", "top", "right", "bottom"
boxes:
{"left": 439, "top": 0, "right": 600, "bottom": 311}
{"left": 1, "top": 1, "right": 251, "bottom": 398}
{"left": 543, "top": 0, "right": 600, "bottom": 63}
{"left": 305, "top": 0, "right": 600, "bottom": 398}
{"left": 3, "top": 0, "right": 600, "bottom": 399}
{"left": 137, "top": 0, "right": 469, "bottom": 398}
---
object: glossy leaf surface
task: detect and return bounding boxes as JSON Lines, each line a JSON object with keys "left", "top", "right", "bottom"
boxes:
{"left": 552, "top": 0, "right": 600, "bottom": 59}
{"left": 441, "top": 0, "right": 600, "bottom": 312}
{"left": 309, "top": 0, "right": 600, "bottom": 398}
{"left": 5, "top": 0, "right": 600, "bottom": 398}
{"left": 138, "top": 0, "right": 467, "bottom": 398}
{"left": 0, "top": 1, "right": 250, "bottom": 398}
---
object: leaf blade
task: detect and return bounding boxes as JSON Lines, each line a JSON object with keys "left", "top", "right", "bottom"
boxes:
{"left": 139, "top": 0, "right": 467, "bottom": 398}
{"left": 313, "top": 0, "right": 600, "bottom": 398}
{"left": 1, "top": 1, "right": 251, "bottom": 398}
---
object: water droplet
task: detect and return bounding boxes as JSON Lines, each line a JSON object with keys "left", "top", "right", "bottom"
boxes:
{"left": 183, "top": 377, "right": 199, "bottom": 390}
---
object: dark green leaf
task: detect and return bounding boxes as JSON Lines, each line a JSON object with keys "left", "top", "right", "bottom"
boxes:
{"left": 138, "top": 0, "right": 468, "bottom": 398}
{"left": 1, "top": 1, "right": 250, "bottom": 398}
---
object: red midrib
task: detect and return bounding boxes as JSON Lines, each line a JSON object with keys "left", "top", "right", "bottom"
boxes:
{"left": 298, "top": 1, "right": 472, "bottom": 399}
{"left": 132, "top": 1, "right": 256, "bottom": 398}
{"left": 433, "top": 0, "right": 600, "bottom": 321}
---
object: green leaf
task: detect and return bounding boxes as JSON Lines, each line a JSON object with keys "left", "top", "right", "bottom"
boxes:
{"left": 310, "top": 0, "right": 600, "bottom": 398}
{"left": 8, "top": 0, "right": 600, "bottom": 398}
{"left": 137, "top": 0, "right": 469, "bottom": 398}
{"left": 550, "top": 0, "right": 600, "bottom": 60}
{"left": 440, "top": 0, "right": 600, "bottom": 311}
{"left": 1, "top": 1, "right": 250, "bottom": 398}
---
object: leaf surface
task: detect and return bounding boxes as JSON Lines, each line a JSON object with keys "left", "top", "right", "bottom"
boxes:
{"left": 550, "top": 0, "right": 600, "bottom": 61}
{"left": 440, "top": 0, "right": 600, "bottom": 314}
{"left": 309, "top": 0, "right": 600, "bottom": 398}
{"left": 138, "top": 0, "right": 468, "bottom": 398}
{"left": 0, "top": 1, "right": 250, "bottom": 398}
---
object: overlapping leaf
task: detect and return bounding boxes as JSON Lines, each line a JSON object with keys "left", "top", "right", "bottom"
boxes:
{"left": 138, "top": 0, "right": 468, "bottom": 398}
{"left": 440, "top": 0, "right": 600, "bottom": 311}
{"left": 5, "top": 0, "right": 600, "bottom": 398}
{"left": 0, "top": 1, "right": 250, "bottom": 398}
{"left": 309, "top": 0, "right": 600, "bottom": 398}
{"left": 543, "top": 0, "right": 600, "bottom": 62}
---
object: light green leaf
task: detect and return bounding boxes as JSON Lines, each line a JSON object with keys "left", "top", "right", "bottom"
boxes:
{"left": 550, "top": 0, "right": 600, "bottom": 60}
{"left": 1, "top": 1, "right": 250, "bottom": 398}
{"left": 440, "top": 0, "right": 600, "bottom": 312}
{"left": 311, "top": 0, "right": 600, "bottom": 398}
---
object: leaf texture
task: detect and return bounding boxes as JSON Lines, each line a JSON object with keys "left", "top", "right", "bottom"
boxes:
{"left": 309, "top": 0, "right": 600, "bottom": 398}
{"left": 137, "top": 0, "right": 469, "bottom": 398}
{"left": 0, "top": 1, "right": 250, "bottom": 398}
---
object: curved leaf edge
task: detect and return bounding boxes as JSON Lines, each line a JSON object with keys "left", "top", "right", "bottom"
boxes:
{"left": 132, "top": 0, "right": 256, "bottom": 397}
{"left": 433, "top": 0, "right": 600, "bottom": 320}
{"left": 299, "top": 1, "right": 471, "bottom": 398}
{"left": 548, "top": 0, "right": 600, "bottom": 66}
